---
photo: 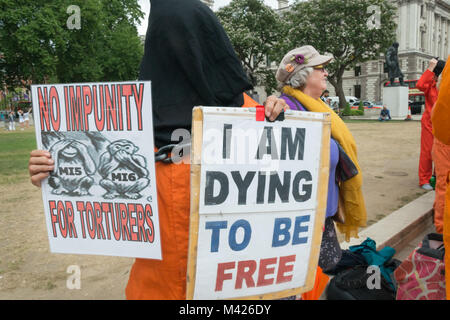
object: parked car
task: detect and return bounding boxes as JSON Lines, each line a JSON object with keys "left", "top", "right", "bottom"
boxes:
{"left": 328, "top": 96, "right": 360, "bottom": 106}
{"left": 350, "top": 100, "right": 380, "bottom": 109}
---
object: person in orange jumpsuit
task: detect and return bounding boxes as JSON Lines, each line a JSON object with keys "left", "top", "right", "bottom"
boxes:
{"left": 430, "top": 59, "right": 447, "bottom": 234}
{"left": 28, "top": 0, "right": 288, "bottom": 300}
{"left": 430, "top": 55, "right": 450, "bottom": 298}
{"left": 416, "top": 58, "right": 440, "bottom": 191}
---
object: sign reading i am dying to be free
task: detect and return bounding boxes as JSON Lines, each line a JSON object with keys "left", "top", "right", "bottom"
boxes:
{"left": 31, "top": 81, "right": 162, "bottom": 260}
{"left": 187, "top": 107, "right": 331, "bottom": 300}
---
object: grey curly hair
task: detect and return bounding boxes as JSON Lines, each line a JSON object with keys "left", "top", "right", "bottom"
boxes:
{"left": 277, "top": 67, "right": 314, "bottom": 91}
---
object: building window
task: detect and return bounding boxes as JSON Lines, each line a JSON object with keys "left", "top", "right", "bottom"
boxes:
{"left": 355, "top": 66, "right": 361, "bottom": 77}
{"left": 354, "top": 85, "right": 361, "bottom": 99}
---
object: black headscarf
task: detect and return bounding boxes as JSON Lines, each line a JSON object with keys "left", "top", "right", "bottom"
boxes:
{"left": 140, "top": 0, "right": 253, "bottom": 148}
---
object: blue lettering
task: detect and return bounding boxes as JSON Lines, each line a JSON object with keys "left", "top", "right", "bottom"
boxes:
{"left": 272, "top": 217, "right": 291, "bottom": 247}
{"left": 292, "top": 215, "right": 310, "bottom": 245}
{"left": 228, "top": 219, "right": 251, "bottom": 251}
{"left": 205, "top": 221, "right": 227, "bottom": 252}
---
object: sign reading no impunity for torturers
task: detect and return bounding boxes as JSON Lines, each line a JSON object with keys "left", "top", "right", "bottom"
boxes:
{"left": 187, "top": 107, "right": 331, "bottom": 300}
{"left": 31, "top": 81, "right": 162, "bottom": 260}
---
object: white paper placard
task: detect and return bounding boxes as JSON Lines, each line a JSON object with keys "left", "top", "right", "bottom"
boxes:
{"left": 187, "top": 107, "right": 331, "bottom": 300}
{"left": 31, "top": 81, "right": 161, "bottom": 259}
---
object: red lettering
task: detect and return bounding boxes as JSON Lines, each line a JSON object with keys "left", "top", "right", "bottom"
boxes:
{"left": 76, "top": 201, "right": 87, "bottom": 239}
{"left": 94, "top": 85, "right": 105, "bottom": 131}
{"left": 104, "top": 84, "right": 118, "bottom": 131}
{"left": 144, "top": 204, "right": 154, "bottom": 243}
{"left": 215, "top": 262, "right": 235, "bottom": 292}
{"left": 235, "top": 260, "right": 256, "bottom": 289}
{"left": 101, "top": 202, "right": 112, "bottom": 240}
{"left": 133, "top": 83, "right": 144, "bottom": 131}
{"left": 276, "top": 255, "right": 296, "bottom": 283}
{"left": 111, "top": 203, "right": 122, "bottom": 240}
{"left": 38, "top": 87, "right": 51, "bottom": 131}
{"left": 215, "top": 255, "right": 295, "bottom": 292}
{"left": 65, "top": 201, "right": 77, "bottom": 238}
{"left": 49, "top": 200, "right": 58, "bottom": 237}
{"left": 69, "top": 86, "right": 84, "bottom": 131}
{"left": 82, "top": 85, "right": 92, "bottom": 131}
{"left": 122, "top": 84, "right": 133, "bottom": 130}
{"left": 117, "top": 84, "right": 123, "bottom": 131}
{"left": 57, "top": 200, "right": 68, "bottom": 238}
{"left": 136, "top": 204, "right": 147, "bottom": 242}
{"left": 257, "top": 257, "right": 277, "bottom": 287}
{"left": 119, "top": 203, "right": 130, "bottom": 241}
{"left": 127, "top": 203, "right": 138, "bottom": 241}
{"left": 94, "top": 202, "right": 106, "bottom": 240}
{"left": 49, "top": 86, "right": 61, "bottom": 131}
{"left": 85, "top": 202, "right": 96, "bottom": 239}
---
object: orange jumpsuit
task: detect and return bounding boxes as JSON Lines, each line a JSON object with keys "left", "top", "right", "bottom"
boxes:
{"left": 416, "top": 70, "right": 438, "bottom": 186}
{"left": 430, "top": 55, "right": 450, "bottom": 299}
{"left": 431, "top": 133, "right": 450, "bottom": 234}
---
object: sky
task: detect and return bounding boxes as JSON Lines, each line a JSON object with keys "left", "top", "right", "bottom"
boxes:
{"left": 136, "top": 0, "right": 290, "bottom": 35}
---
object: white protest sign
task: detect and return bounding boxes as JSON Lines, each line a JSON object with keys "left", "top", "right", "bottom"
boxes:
{"left": 31, "top": 81, "right": 161, "bottom": 259}
{"left": 187, "top": 107, "right": 331, "bottom": 300}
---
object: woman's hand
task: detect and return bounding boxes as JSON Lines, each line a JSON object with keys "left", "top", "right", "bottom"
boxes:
{"left": 264, "top": 95, "right": 288, "bottom": 121}
{"left": 29, "top": 150, "right": 54, "bottom": 187}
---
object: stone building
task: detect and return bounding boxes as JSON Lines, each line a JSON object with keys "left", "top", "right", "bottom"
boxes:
{"left": 273, "top": 0, "right": 450, "bottom": 104}
{"left": 322, "top": 0, "right": 450, "bottom": 103}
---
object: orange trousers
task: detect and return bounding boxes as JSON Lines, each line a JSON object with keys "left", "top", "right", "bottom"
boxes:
{"left": 301, "top": 267, "right": 329, "bottom": 300}
{"left": 126, "top": 161, "right": 191, "bottom": 300}
{"left": 419, "top": 115, "right": 434, "bottom": 186}
{"left": 445, "top": 175, "right": 450, "bottom": 300}
{"left": 432, "top": 139, "right": 450, "bottom": 234}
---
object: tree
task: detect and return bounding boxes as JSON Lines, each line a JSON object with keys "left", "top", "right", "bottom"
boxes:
{"left": 216, "top": 0, "right": 286, "bottom": 95}
{"left": 284, "top": 0, "right": 397, "bottom": 109}
{"left": 0, "top": 0, "right": 144, "bottom": 90}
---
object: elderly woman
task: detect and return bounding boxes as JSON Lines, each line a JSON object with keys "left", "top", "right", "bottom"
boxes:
{"left": 276, "top": 46, "right": 367, "bottom": 297}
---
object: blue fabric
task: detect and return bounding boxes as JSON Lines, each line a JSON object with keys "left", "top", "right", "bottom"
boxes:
{"left": 327, "top": 139, "right": 339, "bottom": 217}
{"left": 280, "top": 94, "right": 339, "bottom": 217}
{"left": 349, "top": 238, "right": 396, "bottom": 288}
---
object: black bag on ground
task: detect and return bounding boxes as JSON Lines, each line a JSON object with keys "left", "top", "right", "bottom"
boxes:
{"left": 326, "top": 263, "right": 399, "bottom": 300}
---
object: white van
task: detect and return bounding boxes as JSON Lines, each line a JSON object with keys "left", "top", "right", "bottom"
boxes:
{"left": 345, "top": 96, "right": 360, "bottom": 105}
{"left": 327, "top": 96, "right": 360, "bottom": 106}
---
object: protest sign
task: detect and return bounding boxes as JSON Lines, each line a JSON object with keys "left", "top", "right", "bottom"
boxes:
{"left": 31, "top": 81, "right": 161, "bottom": 259}
{"left": 187, "top": 107, "right": 331, "bottom": 299}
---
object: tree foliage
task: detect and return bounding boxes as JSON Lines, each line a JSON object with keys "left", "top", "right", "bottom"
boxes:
{"left": 216, "top": 0, "right": 286, "bottom": 95}
{"left": 284, "top": 0, "right": 397, "bottom": 108}
{"left": 0, "top": 0, "right": 144, "bottom": 90}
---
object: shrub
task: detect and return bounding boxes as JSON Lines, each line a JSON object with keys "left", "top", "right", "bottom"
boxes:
{"left": 342, "top": 103, "right": 352, "bottom": 116}
{"left": 358, "top": 101, "right": 364, "bottom": 114}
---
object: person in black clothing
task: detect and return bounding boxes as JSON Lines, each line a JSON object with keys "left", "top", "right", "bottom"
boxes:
{"left": 28, "top": 0, "right": 287, "bottom": 300}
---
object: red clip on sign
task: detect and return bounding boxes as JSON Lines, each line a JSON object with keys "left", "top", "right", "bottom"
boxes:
{"left": 255, "top": 105, "right": 265, "bottom": 121}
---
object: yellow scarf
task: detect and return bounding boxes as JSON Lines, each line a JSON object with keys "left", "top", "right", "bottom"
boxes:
{"left": 282, "top": 86, "right": 367, "bottom": 241}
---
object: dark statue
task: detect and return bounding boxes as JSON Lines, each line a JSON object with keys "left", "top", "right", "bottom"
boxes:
{"left": 385, "top": 42, "right": 406, "bottom": 86}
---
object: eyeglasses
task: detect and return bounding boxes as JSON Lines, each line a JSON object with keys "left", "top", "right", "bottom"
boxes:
{"left": 313, "top": 65, "right": 326, "bottom": 70}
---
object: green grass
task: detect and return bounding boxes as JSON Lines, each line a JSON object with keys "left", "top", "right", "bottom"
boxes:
{"left": 0, "top": 128, "right": 37, "bottom": 185}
